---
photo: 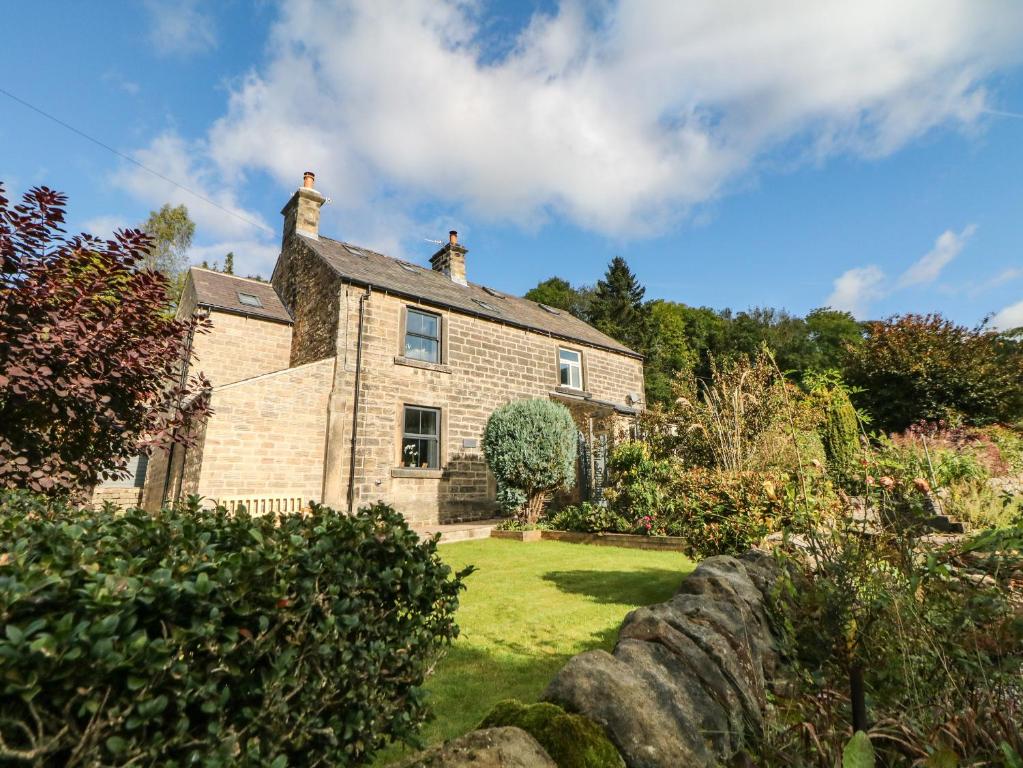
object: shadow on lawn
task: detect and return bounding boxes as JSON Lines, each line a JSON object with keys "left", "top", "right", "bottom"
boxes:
{"left": 542, "top": 567, "right": 686, "bottom": 605}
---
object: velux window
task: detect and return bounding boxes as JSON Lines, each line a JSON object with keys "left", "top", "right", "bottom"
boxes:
{"left": 559, "top": 348, "right": 583, "bottom": 390}
{"left": 237, "top": 292, "right": 262, "bottom": 308}
{"left": 405, "top": 308, "right": 440, "bottom": 363}
{"left": 402, "top": 406, "right": 440, "bottom": 469}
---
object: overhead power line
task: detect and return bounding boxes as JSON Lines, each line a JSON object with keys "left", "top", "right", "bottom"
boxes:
{"left": 0, "top": 86, "right": 273, "bottom": 234}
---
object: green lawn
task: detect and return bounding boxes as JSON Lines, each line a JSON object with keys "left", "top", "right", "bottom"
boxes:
{"left": 378, "top": 538, "right": 695, "bottom": 764}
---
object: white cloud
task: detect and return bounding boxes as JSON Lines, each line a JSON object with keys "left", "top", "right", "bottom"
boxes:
{"left": 146, "top": 0, "right": 216, "bottom": 56}
{"left": 113, "top": 133, "right": 272, "bottom": 241}
{"left": 826, "top": 265, "right": 887, "bottom": 319}
{"left": 973, "top": 267, "right": 1023, "bottom": 296}
{"left": 899, "top": 224, "right": 976, "bottom": 287}
{"left": 183, "top": 0, "right": 1023, "bottom": 237}
{"left": 990, "top": 299, "right": 1023, "bottom": 331}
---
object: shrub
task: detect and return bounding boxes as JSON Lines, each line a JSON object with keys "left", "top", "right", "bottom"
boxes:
{"left": 763, "top": 485, "right": 1023, "bottom": 765}
{"left": 601, "top": 442, "right": 795, "bottom": 555}
{"left": 600, "top": 441, "right": 675, "bottom": 524}
{"left": 0, "top": 492, "right": 469, "bottom": 766}
{"left": 543, "top": 502, "right": 629, "bottom": 534}
{"left": 482, "top": 399, "right": 577, "bottom": 524}
{"left": 819, "top": 386, "right": 861, "bottom": 482}
{"left": 844, "top": 313, "right": 1023, "bottom": 433}
{"left": 0, "top": 184, "right": 211, "bottom": 496}
{"left": 658, "top": 468, "right": 790, "bottom": 556}
{"left": 479, "top": 699, "right": 623, "bottom": 768}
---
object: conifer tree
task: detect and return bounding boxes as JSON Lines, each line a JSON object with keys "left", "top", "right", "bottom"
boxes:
{"left": 588, "top": 256, "right": 649, "bottom": 352}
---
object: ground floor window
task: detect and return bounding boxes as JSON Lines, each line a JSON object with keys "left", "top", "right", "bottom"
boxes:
{"left": 402, "top": 405, "right": 440, "bottom": 468}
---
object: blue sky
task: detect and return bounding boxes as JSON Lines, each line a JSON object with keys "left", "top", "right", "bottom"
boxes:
{"left": 3, "top": 1, "right": 1022, "bottom": 328}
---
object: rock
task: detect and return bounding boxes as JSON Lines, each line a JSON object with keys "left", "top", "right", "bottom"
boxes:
{"left": 397, "top": 727, "right": 557, "bottom": 768}
{"left": 479, "top": 699, "right": 624, "bottom": 768}
{"left": 543, "top": 650, "right": 709, "bottom": 768}
{"left": 617, "top": 604, "right": 758, "bottom": 742}
{"left": 674, "top": 556, "right": 780, "bottom": 679}
{"left": 542, "top": 552, "right": 788, "bottom": 768}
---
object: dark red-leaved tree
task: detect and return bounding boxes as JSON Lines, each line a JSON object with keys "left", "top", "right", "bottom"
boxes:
{"left": 0, "top": 183, "right": 211, "bottom": 496}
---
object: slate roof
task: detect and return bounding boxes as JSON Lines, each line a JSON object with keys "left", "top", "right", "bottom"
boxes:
{"left": 299, "top": 235, "right": 641, "bottom": 358}
{"left": 189, "top": 268, "right": 292, "bottom": 324}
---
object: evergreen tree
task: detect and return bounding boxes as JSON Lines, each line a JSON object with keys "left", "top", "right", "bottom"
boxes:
{"left": 224, "top": 251, "right": 235, "bottom": 275}
{"left": 588, "top": 256, "right": 648, "bottom": 352}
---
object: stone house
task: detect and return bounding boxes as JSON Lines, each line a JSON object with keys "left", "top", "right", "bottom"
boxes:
{"left": 142, "top": 173, "right": 645, "bottom": 525}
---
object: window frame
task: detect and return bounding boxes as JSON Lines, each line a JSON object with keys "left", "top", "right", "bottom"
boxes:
{"left": 403, "top": 307, "right": 442, "bottom": 364}
{"left": 237, "top": 291, "right": 263, "bottom": 308}
{"left": 400, "top": 404, "right": 442, "bottom": 469}
{"left": 558, "top": 346, "right": 584, "bottom": 390}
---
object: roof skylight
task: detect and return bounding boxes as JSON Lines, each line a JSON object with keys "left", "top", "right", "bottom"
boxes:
{"left": 472, "top": 298, "right": 499, "bottom": 313}
{"left": 538, "top": 303, "right": 560, "bottom": 315}
{"left": 482, "top": 286, "right": 505, "bottom": 298}
{"left": 237, "top": 292, "right": 263, "bottom": 308}
{"left": 397, "top": 261, "right": 418, "bottom": 273}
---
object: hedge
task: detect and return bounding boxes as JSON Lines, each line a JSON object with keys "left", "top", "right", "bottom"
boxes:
{"left": 0, "top": 492, "right": 470, "bottom": 766}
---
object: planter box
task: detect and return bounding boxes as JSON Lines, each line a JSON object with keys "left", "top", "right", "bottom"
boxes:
{"left": 490, "top": 529, "right": 543, "bottom": 542}
{"left": 540, "top": 530, "right": 687, "bottom": 552}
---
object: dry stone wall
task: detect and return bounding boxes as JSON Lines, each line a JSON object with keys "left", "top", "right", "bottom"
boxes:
{"left": 542, "top": 550, "right": 785, "bottom": 767}
{"left": 405, "top": 550, "right": 787, "bottom": 768}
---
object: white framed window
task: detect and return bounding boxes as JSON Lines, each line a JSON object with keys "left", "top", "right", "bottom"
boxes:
{"left": 402, "top": 405, "right": 440, "bottom": 468}
{"left": 559, "top": 347, "right": 583, "bottom": 390}
{"left": 404, "top": 308, "right": 440, "bottom": 363}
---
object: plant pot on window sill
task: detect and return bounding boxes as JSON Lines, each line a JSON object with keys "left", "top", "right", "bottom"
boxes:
{"left": 394, "top": 356, "right": 452, "bottom": 374}
{"left": 391, "top": 467, "right": 445, "bottom": 479}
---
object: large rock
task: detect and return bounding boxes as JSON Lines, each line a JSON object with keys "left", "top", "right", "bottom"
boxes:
{"left": 543, "top": 650, "right": 711, "bottom": 767}
{"left": 398, "top": 727, "right": 557, "bottom": 768}
{"left": 543, "top": 552, "right": 786, "bottom": 768}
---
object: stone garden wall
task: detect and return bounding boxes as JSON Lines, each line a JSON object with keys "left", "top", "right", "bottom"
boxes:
{"left": 412, "top": 549, "right": 787, "bottom": 768}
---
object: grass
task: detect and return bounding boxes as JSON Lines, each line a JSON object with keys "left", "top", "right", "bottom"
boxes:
{"left": 377, "top": 538, "right": 695, "bottom": 764}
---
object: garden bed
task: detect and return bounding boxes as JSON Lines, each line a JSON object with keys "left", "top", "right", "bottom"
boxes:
{"left": 492, "top": 528, "right": 688, "bottom": 551}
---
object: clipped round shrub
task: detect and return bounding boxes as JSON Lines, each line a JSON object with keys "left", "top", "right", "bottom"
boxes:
{"left": 0, "top": 492, "right": 470, "bottom": 766}
{"left": 479, "top": 699, "right": 623, "bottom": 768}
{"left": 482, "top": 399, "right": 577, "bottom": 523}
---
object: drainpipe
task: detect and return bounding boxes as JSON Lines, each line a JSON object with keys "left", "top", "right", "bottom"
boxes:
{"left": 347, "top": 287, "right": 372, "bottom": 513}
{"left": 161, "top": 306, "right": 206, "bottom": 505}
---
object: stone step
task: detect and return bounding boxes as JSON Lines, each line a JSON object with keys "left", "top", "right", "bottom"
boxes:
{"left": 413, "top": 518, "right": 505, "bottom": 545}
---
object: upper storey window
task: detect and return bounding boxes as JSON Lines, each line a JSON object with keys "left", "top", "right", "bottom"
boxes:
{"left": 405, "top": 308, "right": 440, "bottom": 363}
{"left": 559, "top": 347, "right": 583, "bottom": 390}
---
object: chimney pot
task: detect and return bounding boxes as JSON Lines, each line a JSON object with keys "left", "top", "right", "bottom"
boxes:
{"left": 303, "top": 171, "right": 316, "bottom": 189}
{"left": 449, "top": 230, "right": 458, "bottom": 245}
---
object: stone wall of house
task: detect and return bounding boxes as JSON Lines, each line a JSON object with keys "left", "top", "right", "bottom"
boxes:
{"left": 322, "top": 285, "right": 645, "bottom": 525}
{"left": 182, "top": 357, "right": 335, "bottom": 504}
{"left": 189, "top": 311, "right": 293, "bottom": 388}
{"left": 176, "top": 275, "right": 293, "bottom": 388}
{"left": 91, "top": 486, "right": 143, "bottom": 509}
{"left": 272, "top": 238, "right": 342, "bottom": 367}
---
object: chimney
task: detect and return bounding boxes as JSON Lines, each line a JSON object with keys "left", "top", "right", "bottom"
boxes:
{"left": 430, "top": 230, "right": 468, "bottom": 286}
{"left": 281, "top": 170, "right": 326, "bottom": 242}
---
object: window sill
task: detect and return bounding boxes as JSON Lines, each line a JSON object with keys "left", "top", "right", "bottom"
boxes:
{"left": 394, "top": 356, "right": 452, "bottom": 374}
{"left": 391, "top": 467, "right": 444, "bottom": 479}
{"left": 554, "top": 385, "right": 592, "bottom": 398}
